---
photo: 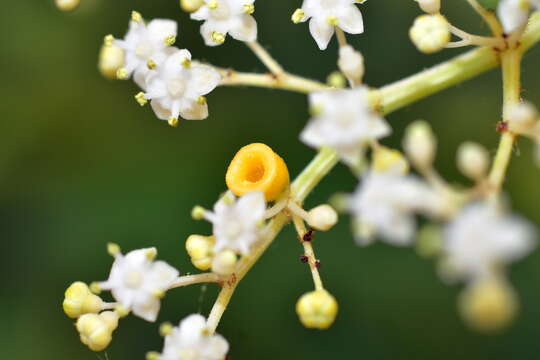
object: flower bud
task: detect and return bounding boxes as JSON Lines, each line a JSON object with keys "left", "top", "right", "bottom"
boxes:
{"left": 458, "top": 277, "right": 517, "bottom": 332}
{"left": 372, "top": 146, "right": 409, "bottom": 174}
{"left": 186, "top": 235, "right": 215, "bottom": 271}
{"left": 337, "top": 45, "right": 365, "bottom": 84}
{"left": 409, "top": 14, "right": 450, "bottom": 54}
{"left": 415, "top": 0, "right": 441, "bottom": 14}
{"left": 415, "top": 224, "right": 443, "bottom": 258}
{"left": 296, "top": 290, "right": 338, "bottom": 329}
{"left": 55, "top": 0, "right": 80, "bottom": 11}
{"left": 99, "top": 43, "right": 125, "bottom": 80}
{"left": 76, "top": 311, "right": 119, "bottom": 351}
{"left": 211, "top": 250, "right": 238, "bottom": 275}
{"left": 63, "top": 282, "right": 104, "bottom": 318}
{"left": 307, "top": 205, "right": 338, "bottom": 231}
{"left": 326, "top": 71, "right": 347, "bottom": 88}
{"left": 507, "top": 101, "right": 538, "bottom": 134}
{"left": 457, "top": 142, "right": 490, "bottom": 180}
{"left": 180, "top": 0, "right": 204, "bottom": 12}
{"left": 403, "top": 120, "right": 437, "bottom": 168}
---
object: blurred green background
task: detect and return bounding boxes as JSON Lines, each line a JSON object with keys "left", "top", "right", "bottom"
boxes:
{"left": 3, "top": 0, "right": 540, "bottom": 359}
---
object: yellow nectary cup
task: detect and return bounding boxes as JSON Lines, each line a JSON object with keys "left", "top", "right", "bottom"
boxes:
{"left": 226, "top": 143, "right": 289, "bottom": 202}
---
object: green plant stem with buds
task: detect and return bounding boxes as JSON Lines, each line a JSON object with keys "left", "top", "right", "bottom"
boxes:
{"left": 205, "top": 13, "right": 540, "bottom": 334}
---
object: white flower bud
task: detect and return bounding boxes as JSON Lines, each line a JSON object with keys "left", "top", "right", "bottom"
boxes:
{"left": 211, "top": 250, "right": 237, "bottom": 275}
{"left": 296, "top": 290, "right": 338, "bottom": 329}
{"left": 457, "top": 142, "right": 490, "bottom": 180}
{"left": 76, "top": 311, "right": 119, "bottom": 351}
{"left": 507, "top": 101, "right": 538, "bottom": 135}
{"left": 458, "top": 277, "right": 518, "bottom": 332}
{"left": 55, "top": 0, "right": 80, "bottom": 11}
{"left": 409, "top": 14, "right": 450, "bottom": 53}
{"left": 403, "top": 120, "right": 437, "bottom": 168}
{"left": 186, "top": 235, "right": 215, "bottom": 270}
{"left": 180, "top": 0, "right": 204, "bottom": 12}
{"left": 98, "top": 43, "right": 125, "bottom": 80}
{"left": 307, "top": 205, "right": 338, "bottom": 231}
{"left": 415, "top": 0, "right": 441, "bottom": 14}
{"left": 338, "top": 45, "right": 365, "bottom": 84}
{"left": 63, "top": 282, "right": 104, "bottom": 318}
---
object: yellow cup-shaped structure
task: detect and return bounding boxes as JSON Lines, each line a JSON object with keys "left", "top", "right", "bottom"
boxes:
{"left": 226, "top": 143, "right": 289, "bottom": 202}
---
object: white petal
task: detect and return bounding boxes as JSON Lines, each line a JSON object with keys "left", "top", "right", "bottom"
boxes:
{"left": 186, "top": 65, "right": 221, "bottom": 99}
{"left": 148, "top": 261, "right": 179, "bottom": 289}
{"left": 337, "top": 6, "right": 364, "bottom": 34}
{"left": 151, "top": 99, "right": 172, "bottom": 121}
{"left": 498, "top": 0, "right": 530, "bottom": 33}
{"left": 179, "top": 99, "right": 209, "bottom": 120}
{"left": 132, "top": 296, "right": 161, "bottom": 322}
{"left": 236, "top": 192, "right": 266, "bottom": 221}
{"left": 229, "top": 14, "right": 258, "bottom": 42}
{"left": 191, "top": 6, "right": 210, "bottom": 21}
{"left": 147, "top": 19, "right": 178, "bottom": 44}
{"left": 309, "top": 17, "right": 335, "bottom": 50}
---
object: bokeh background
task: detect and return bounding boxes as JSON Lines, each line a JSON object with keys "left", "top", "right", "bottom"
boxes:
{"left": 3, "top": 0, "right": 540, "bottom": 359}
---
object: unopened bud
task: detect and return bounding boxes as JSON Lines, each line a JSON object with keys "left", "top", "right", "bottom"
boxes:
{"left": 307, "top": 205, "right": 338, "bottom": 231}
{"left": 338, "top": 45, "right": 365, "bottom": 84}
{"left": 409, "top": 14, "right": 450, "bottom": 53}
{"left": 403, "top": 120, "right": 437, "bottom": 168}
{"left": 296, "top": 290, "right": 338, "bottom": 329}
{"left": 186, "top": 235, "right": 215, "bottom": 271}
{"left": 507, "top": 101, "right": 538, "bottom": 135}
{"left": 457, "top": 142, "right": 490, "bottom": 181}
{"left": 326, "top": 71, "right": 347, "bottom": 88}
{"left": 99, "top": 44, "right": 125, "bottom": 80}
{"left": 55, "top": 0, "right": 80, "bottom": 11}
{"left": 415, "top": 0, "right": 441, "bottom": 14}
{"left": 63, "top": 282, "right": 104, "bottom": 318}
{"left": 372, "top": 146, "right": 409, "bottom": 174}
{"left": 76, "top": 311, "right": 119, "bottom": 352}
{"left": 458, "top": 277, "right": 518, "bottom": 333}
{"left": 211, "top": 250, "right": 237, "bottom": 275}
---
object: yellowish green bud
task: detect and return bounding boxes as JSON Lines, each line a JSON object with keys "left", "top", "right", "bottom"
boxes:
{"left": 296, "top": 290, "right": 338, "bottom": 330}
{"left": 180, "top": 0, "right": 204, "bottom": 12}
{"left": 458, "top": 277, "right": 518, "bottom": 333}
{"left": 415, "top": 0, "right": 441, "bottom": 14}
{"left": 415, "top": 224, "right": 443, "bottom": 258}
{"left": 326, "top": 71, "right": 347, "bottom": 88}
{"left": 186, "top": 235, "right": 215, "bottom": 271}
{"left": 63, "top": 282, "right": 104, "bottom": 318}
{"left": 99, "top": 43, "right": 125, "bottom": 80}
{"left": 372, "top": 146, "right": 409, "bottom": 174}
{"left": 55, "top": 0, "right": 80, "bottom": 11}
{"left": 76, "top": 311, "right": 119, "bottom": 352}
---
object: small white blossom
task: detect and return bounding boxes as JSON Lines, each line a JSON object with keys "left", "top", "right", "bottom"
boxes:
{"left": 203, "top": 191, "right": 266, "bottom": 254}
{"left": 409, "top": 14, "right": 450, "bottom": 54}
{"left": 300, "top": 87, "right": 391, "bottom": 167}
{"left": 444, "top": 202, "right": 535, "bottom": 281}
{"left": 99, "top": 248, "right": 179, "bottom": 322}
{"left": 348, "top": 170, "right": 441, "bottom": 246}
{"left": 294, "top": 0, "right": 365, "bottom": 50}
{"left": 113, "top": 15, "right": 178, "bottom": 88}
{"left": 141, "top": 49, "right": 221, "bottom": 123}
{"left": 191, "top": 0, "right": 257, "bottom": 46}
{"left": 160, "top": 314, "right": 229, "bottom": 360}
{"left": 498, "top": 0, "right": 540, "bottom": 34}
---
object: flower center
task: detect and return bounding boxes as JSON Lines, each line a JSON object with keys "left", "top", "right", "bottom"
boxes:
{"left": 124, "top": 270, "right": 143, "bottom": 288}
{"left": 135, "top": 42, "right": 154, "bottom": 59}
{"left": 167, "top": 79, "right": 186, "bottom": 97}
{"left": 211, "top": 1, "right": 231, "bottom": 20}
{"left": 223, "top": 220, "right": 243, "bottom": 239}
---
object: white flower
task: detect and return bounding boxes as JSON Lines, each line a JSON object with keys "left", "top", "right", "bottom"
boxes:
{"left": 160, "top": 314, "right": 229, "bottom": 360}
{"left": 498, "top": 0, "right": 540, "bottom": 34}
{"left": 140, "top": 49, "right": 221, "bottom": 124}
{"left": 444, "top": 202, "right": 535, "bottom": 281}
{"left": 293, "top": 0, "right": 365, "bottom": 50}
{"left": 348, "top": 170, "right": 441, "bottom": 246}
{"left": 113, "top": 14, "right": 178, "bottom": 88}
{"left": 203, "top": 191, "right": 266, "bottom": 254}
{"left": 191, "top": 0, "right": 257, "bottom": 46}
{"left": 300, "top": 87, "right": 391, "bottom": 167}
{"left": 99, "top": 248, "right": 179, "bottom": 322}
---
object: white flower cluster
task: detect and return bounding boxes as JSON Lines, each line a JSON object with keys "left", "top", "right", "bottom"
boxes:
{"left": 110, "top": 12, "right": 223, "bottom": 126}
